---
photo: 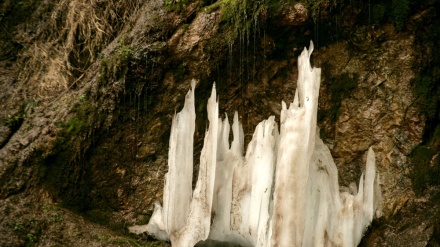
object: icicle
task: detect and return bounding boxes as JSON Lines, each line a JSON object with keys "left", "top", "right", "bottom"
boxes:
{"left": 172, "top": 83, "right": 219, "bottom": 247}
{"left": 209, "top": 115, "right": 232, "bottom": 240}
{"left": 162, "top": 80, "right": 196, "bottom": 238}
{"left": 209, "top": 111, "right": 249, "bottom": 247}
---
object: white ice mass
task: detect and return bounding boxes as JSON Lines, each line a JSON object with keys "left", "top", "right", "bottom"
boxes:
{"left": 129, "top": 41, "right": 382, "bottom": 247}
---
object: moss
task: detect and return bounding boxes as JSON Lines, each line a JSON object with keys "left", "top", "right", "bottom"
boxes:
{"left": 4, "top": 113, "right": 24, "bottom": 130}
{"left": 203, "top": 1, "right": 222, "bottom": 13}
{"left": 98, "top": 41, "right": 133, "bottom": 86}
{"left": 11, "top": 218, "right": 43, "bottom": 247}
{"left": 206, "top": 0, "right": 268, "bottom": 43}
{"left": 38, "top": 98, "right": 98, "bottom": 212}
{"left": 58, "top": 117, "right": 85, "bottom": 136}
{"left": 55, "top": 99, "right": 92, "bottom": 138}
{"left": 164, "top": 0, "right": 191, "bottom": 13}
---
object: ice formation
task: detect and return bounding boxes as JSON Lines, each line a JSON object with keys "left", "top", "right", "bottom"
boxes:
{"left": 129, "top": 41, "right": 382, "bottom": 247}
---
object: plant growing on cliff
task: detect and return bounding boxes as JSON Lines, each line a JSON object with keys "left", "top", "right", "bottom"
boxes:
{"left": 98, "top": 40, "right": 133, "bottom": 86}
{"left": 50, "top": 0, "right": 142, "bottom": 69}
{"left": 14, "top": 0, "right": 142, "bottom": 101}
{"left": 12, "top": 220, "right": 40, "bottom": 247}
{"left": 164, "top": 0, "right": 191, "bottom": 12}
{"left": 4, "top": 114, "right": 23, "bottom": 129}
{"left": 217, "top": 0, "right": 267, "bottom": 43}
{"left": 201, "top": 0, "right": 347, "bottom": 46}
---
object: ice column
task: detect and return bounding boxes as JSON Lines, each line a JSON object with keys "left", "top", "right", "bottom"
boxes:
{"left": 170, "top": 84, "right": 219, "bottom": 247}
{"left": 209, "top": 114, "right": 278, "bottom": 247}
{"left": 209, "top": 113, "right": 239, "bottom": 242}
{"left": 271, "top": 41, "right": 321, "bottom": 247}
{"left": 247, "top": 117, "right": 278, "bottom": 247}
{"left": 163, "top": 80, "right": 196, "bottom": 239}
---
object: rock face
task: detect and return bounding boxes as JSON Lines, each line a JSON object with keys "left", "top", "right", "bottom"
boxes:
{"left": 0, "top": 0, "right": 439, "bottom": 246}
{"left": 315, "top": 29, "right": 424, "bottom": 216}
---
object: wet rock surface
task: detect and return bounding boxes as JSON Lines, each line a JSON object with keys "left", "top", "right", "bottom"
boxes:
{"left": 314, "top": 28, "right": 424, "bottom": 216}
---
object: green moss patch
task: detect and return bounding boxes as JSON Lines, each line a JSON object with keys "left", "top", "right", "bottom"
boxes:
{"left": 99, "top": 40, "right": 134, "bottom": 86}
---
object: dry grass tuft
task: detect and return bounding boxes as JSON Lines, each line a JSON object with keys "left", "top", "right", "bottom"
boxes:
{"left": 17, "top": 44, "right": 69, "bottom": 100}
{"left": 19, "top": 0, "right": 142, "bottom": 101}
{"left": 50, "top": 0, "right": 142, "bottom": 69}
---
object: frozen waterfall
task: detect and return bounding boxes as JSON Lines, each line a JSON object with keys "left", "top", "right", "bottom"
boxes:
{"left": 129, "top": 41, "right": 382, "bottom": 247}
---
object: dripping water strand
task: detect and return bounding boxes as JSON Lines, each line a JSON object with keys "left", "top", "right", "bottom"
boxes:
{"left": 241, "top": 29, "right": 244, "bottom": 114}
{"left": 314, "top": 7, "right": 320, "bottom": 50}
{"left": 229, "top": 42, "right": 233, "bottom": 79}
{"left": 253, "top": 16, "right": 257, "bottom": 81}
{"left": 135, "top": 93, "right": 139, "bottom": 158}
{"left": 146, "top": 53, "right": 149, "bottom": 122}
{"left": 368, "top": 0, "right": 371, "bottom": 25}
